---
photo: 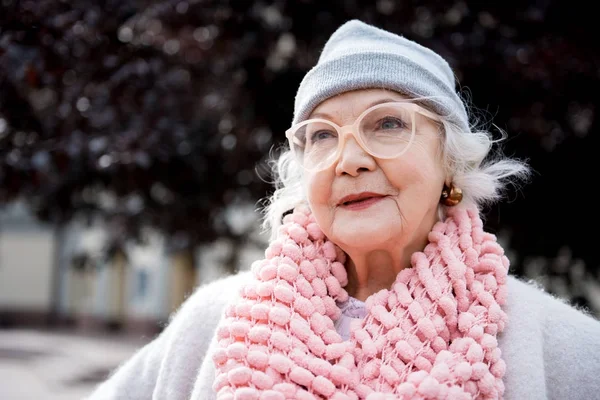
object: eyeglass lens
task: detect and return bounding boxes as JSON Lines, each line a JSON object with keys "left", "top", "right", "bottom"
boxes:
{"left": 291, "top": 104, "right": 416, "bottom": 171}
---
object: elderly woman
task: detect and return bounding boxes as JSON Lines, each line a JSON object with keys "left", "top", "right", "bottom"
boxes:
{"left": 89, "top": 20, "right": 600, "bottom": 400}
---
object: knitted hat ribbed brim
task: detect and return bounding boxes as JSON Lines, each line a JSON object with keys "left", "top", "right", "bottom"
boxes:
{"left": 292, "top": 20, "right": 470, "bottom": 133}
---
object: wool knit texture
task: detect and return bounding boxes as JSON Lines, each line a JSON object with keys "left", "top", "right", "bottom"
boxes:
{"left": 292, "top": 20, "right": 470, "bottom": 133}
{"left": 212, "top": 205, "right": 509, "bottom": 400}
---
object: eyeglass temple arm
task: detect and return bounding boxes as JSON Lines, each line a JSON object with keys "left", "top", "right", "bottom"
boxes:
{"left": 289, "top": 134, "right": 304, "bottom": 147}
{"left": 416, "top": 108, "right": 441, "bottom": 121}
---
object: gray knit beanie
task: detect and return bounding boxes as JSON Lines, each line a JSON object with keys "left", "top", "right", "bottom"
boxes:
{"left": 293, "top": 20, "right": 470, "bottom": 133}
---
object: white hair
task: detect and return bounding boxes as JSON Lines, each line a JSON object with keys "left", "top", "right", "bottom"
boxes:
{"left": 258, "top": 97, "right": 531, "bottom": 240}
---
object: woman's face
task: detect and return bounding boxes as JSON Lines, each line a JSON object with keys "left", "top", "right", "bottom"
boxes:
{"left": 304, "top": 89, "right": 446, "bottom": 254}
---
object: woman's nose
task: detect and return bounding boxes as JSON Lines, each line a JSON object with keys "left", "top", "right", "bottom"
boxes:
{"left": 334, "top": 134, "right": 377, "bottom": 176}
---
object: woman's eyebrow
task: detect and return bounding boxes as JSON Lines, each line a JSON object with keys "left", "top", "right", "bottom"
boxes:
{"left": 309, "top": 98, "right": 400, "bottom": 120}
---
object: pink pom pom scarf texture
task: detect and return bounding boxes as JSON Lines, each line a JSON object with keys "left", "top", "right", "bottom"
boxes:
{"left": 212, "top": 205, "right": 509, "bottom": 399}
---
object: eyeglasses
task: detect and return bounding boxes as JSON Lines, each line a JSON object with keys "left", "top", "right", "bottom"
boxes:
{"left": 286, "top": 101, "right": 440, "bottom": 172}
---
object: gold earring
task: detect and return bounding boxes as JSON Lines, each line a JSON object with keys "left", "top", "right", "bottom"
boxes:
{"left": 441, "top": 184, "right": 463, "bottom": 206}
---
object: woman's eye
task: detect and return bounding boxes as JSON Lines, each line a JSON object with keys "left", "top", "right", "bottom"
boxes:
{"left": 379, "top": 117, "right": 406, "bottom": 130}
{"left": 309, "top": 130, "right": 335, "bottom": 142}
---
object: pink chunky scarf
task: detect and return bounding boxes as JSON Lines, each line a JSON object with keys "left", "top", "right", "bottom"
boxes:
{"left": 212, "top": 205, "right": 509, "bottom": 400}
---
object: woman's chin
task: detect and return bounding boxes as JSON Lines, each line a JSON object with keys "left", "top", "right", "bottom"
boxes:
{"left": 331, "top": 221, "right": 397, "bottom": 250}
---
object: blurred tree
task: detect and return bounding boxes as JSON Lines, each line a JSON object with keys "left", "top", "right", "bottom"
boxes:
{"left": 0, "top": 0, "right": 279, "bottom": 252}
{"left": 1, "top": 0, "right": 599, "bottom": 297}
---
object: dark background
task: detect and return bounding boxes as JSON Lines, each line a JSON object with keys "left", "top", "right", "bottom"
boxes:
{"left": 1, "top": 0, "right": 599, "bottom": 310}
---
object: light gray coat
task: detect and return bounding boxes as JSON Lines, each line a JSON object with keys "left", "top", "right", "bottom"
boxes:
{"left": 87, "top": 272, "right": 600, "bottom": 400}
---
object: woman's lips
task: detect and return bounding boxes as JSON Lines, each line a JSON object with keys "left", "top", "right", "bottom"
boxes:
{"left": 339, "top": 196, "right": 386, "bottom": 210}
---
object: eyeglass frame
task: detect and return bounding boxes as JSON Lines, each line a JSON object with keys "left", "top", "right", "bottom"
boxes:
{"left": 285, "top": 100, "right": 442, "bottom": 171}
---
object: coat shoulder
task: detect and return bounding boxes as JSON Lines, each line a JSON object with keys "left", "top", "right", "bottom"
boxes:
{"left": 502, "top": 274, "right": 600, "bottom": 399}
{"left": 170, "top": 270, "right": 251, "bottom": 329}
{"left": 505, "top": 274, "right": 600, "bottom": 322}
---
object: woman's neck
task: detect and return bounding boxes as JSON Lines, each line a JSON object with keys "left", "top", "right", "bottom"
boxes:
{"left": 342, "top": 251, "right": 404, "bottom": 301}
{"left": 342, "top": 235, "right": 430, "bottom": 301}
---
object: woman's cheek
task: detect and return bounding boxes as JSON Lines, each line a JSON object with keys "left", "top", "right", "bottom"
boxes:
{"left": 306, "top": 171, "right": 332, "bottom": 206}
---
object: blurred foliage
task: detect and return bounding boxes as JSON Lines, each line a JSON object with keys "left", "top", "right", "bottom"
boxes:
{"left": 0, "top": 0, "right": 599, "bottom": 279}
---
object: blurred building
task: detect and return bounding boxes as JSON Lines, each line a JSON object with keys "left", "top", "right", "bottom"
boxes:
{"left": 0, "top": 201, "right": 54, "bottom": 326}
{"left": 0, "top": 201, "right": 263, "bottom": 335}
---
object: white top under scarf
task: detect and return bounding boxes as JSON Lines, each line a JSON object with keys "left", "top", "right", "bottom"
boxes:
{"left": 334, "top": 296, "right": 367, "bottom": 341}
